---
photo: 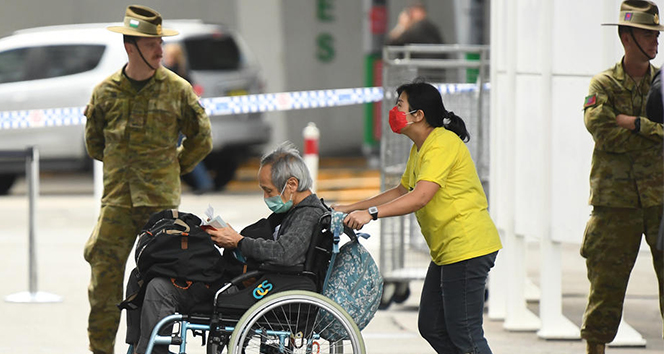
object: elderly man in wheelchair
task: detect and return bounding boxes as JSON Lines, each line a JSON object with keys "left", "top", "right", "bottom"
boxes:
{"left": 123, "top": 142, "right": 366, "bottom": 354}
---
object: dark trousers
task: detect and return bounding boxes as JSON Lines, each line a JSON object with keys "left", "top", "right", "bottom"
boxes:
{"left": 418, "top": 252, "right": 497, "bottom": 354}
{"left": 126, "top": 277, "right": 181, "bottom": 354}
{"left": 126, "top": 276, "right": 215, "bottom": 354}
{"left": 84, "top": 205, "right": 171, "bottom": 354}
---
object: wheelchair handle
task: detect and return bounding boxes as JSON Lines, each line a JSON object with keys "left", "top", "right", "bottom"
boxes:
{"left": 331, "top": 211, "right": 358, "bottom": 241}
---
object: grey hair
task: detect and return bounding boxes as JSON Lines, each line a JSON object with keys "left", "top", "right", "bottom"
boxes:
{"left": 260, "top": 141, "right": 313, "bottom": 192}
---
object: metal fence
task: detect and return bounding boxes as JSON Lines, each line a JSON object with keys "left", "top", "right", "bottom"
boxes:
{"left": 379, "top": 45, "right": 490, "bottom": 302}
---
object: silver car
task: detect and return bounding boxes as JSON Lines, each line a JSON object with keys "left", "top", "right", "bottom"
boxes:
{"left": 0, "top": 20, "right": 270, "bottom": 194}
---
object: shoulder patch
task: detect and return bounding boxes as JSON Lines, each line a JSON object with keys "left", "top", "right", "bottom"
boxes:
{"left": 83, "top": 104, "right": 94, "bottom": 118}
{"left": 196, "top": 99, "right": 207, "bottom": 112}
{"left": 584, "top": 94, "right": 597, "bottom": 108}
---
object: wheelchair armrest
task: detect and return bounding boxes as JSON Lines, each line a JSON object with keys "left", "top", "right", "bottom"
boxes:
{"left": 214, "top": 270, "right": 264, "bottom": 303}
{"left": 258, "top": 263, "right": 304, "bottom": 274}
{"left": 223, "top": 264, "right": 304, "bottom": 292}
{"left": 229, "top": 270, "right": 264, "bottom": 287}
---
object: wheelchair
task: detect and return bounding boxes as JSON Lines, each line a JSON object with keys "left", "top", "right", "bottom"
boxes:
{"left": 131, "top": 212, "right": 366, "bottom": 354}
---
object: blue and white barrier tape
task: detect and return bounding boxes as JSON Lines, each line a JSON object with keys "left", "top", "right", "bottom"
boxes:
{"left": 203, "top": 87, "right": 384, "bottom": 115}
{"left": 0, "top": 107, "right": 86, "bottom": 130}
{"left": 0, "top": 83, "right": 488, "bottom": 130}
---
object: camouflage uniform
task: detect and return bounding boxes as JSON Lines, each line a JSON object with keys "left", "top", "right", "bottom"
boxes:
{"left": 84, "top": 66, "right": 212, "bottom": 354}
{"left": 582, "top": 59, "right": 664, "bottom": 344}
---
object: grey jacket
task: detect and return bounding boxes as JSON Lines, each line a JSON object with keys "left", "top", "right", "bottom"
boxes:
{"left": 239, "top": 194, "right": 326, "bottom": 267}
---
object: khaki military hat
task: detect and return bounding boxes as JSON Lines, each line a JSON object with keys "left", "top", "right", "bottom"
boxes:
{"left": 107, "top": 5, "right": 178, "bottom": 37}
{"left": 602, "top": 0, "right": 664, "bottom": 31}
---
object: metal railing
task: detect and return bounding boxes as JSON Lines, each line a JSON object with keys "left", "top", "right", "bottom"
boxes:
{"left": 379, "top": 44, "right": 490, "bottom": 296}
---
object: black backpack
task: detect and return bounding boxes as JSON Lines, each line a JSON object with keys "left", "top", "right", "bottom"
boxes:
{"left": 218, "top": 212, "right": 286, "bottom": 278}
{"left": 134, "top": 209, "right": 226, "bottom": 285}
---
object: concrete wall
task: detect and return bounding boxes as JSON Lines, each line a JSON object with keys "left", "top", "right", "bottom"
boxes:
{"left": 0, "top": 0, "right": 236, "bottom": 37}
{"left": 491, "top": 0, "right": 664, "bottom": 244}
{"left": 279, "top": 0, "right": 366, "bottom": 155}
{"left": 0, "top": 0, "right": 468, "bottom": 155}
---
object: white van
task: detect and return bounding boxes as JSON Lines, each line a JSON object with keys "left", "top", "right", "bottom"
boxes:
{"left": 0, "top": 20, "right": 270, "bottom": 194}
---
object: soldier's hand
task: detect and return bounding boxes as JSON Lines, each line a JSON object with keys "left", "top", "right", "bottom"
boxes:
{"left": 616, "top": 114, "right": 637, "bottom": 130}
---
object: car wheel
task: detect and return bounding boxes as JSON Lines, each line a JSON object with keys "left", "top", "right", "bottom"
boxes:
{"left": 0, "top": 174, "right": 17, "bottom": 195}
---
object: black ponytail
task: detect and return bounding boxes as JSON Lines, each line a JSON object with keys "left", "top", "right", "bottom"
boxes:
{"left": 443, "top": 110, "right": 470, "bottom": 142}
{"left": 396, "top": 79, "right": 470, "bottom": 142}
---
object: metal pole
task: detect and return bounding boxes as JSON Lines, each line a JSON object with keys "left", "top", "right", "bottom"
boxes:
{"left": 379, "top": 45, "right": 389, "bottom": 277}
{"left": 475, "top": 47, "right": 486, "bottom": 182}
{"left": 27, "top": 146, "right": 37, "bottom": 294}
{"left": 5, "top": 146, "right": 62, "bottom": 303}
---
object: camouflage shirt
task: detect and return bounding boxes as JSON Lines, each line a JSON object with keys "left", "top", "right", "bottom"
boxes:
{"left": 583, "top": 59, "right": 663, "bottom": 208}
{"left": 85, "top": 66, "right": 213, "bottom": 207}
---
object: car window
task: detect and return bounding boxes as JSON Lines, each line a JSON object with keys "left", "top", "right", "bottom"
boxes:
{"left": 183, "top": 35, "right": 241, "bottom": 71}
{"left": 40, "top": 45, "right": 105, "bottom": 80}
{"left": 35, "top": 45, "right": 105, "bottom": 79}
{"left": 0, "top": 44, "right": 104, "bottom": 84}
{"left": 0, "top": 48, "right": 30, "bottom": 84}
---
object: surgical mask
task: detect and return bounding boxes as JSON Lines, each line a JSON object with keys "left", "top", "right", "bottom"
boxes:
{"left": 388, "top": 106, "right": 417, "bottom": 134}
{"left": 264, "top": 183, "right": 293, "bottom": 214}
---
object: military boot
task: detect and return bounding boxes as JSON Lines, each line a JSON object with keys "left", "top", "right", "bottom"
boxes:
{"left": 586, "top": 341, "right": 605, "bottom": 354}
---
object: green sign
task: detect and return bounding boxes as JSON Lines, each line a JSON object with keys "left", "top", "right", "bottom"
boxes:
{"left": 316, "top": 33, "right": 335, "bottom": 62}
{"left": 316, "top": 0, "right": 335, "bottom": 63}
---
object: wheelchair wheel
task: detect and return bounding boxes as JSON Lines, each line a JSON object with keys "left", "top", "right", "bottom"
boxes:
{"left": 228, "top": 290, "right": 365, "bottom": 354}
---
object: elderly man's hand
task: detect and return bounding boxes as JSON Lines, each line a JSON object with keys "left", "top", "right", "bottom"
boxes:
{"left": 205, "top": 224, "right": 243, "bottom": 248}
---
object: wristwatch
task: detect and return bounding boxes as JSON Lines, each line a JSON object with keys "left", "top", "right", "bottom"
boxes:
{"left": 368, "top": 206, "right": 379, "bottom": 220}
{"left": 633, "top": 117, "right": 641, "bottom": 134}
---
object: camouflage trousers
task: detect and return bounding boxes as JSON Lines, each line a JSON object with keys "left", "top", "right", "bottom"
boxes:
{"left": 84, "top": 204, "right": 174, "bottom": 354}
{"left": 580, "top": 205, "right": 664, "bottom": 344}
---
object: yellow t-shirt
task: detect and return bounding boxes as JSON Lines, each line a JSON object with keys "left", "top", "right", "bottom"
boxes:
{"left": 400, "top": 127, "right": 502, "bottom": 265}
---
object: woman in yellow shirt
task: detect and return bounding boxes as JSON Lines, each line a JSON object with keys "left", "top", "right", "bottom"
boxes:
{"left": 335, "top": 81, "right": 502, "bottom": 354}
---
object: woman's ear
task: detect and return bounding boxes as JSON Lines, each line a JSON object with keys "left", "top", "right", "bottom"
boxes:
{"left": 412, "top": 109, "right": 425, "bottom": 123}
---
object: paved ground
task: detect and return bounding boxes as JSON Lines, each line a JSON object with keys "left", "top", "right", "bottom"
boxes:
{"left": 1, "top": 169, "right": 662, "bottom": 354}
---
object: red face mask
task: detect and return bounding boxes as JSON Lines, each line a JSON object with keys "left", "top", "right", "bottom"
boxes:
{"left": 388, "top": 106, "right": 416, "bottom": 134}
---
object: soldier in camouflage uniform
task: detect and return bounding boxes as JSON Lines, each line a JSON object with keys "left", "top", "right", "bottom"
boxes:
{"left": 582, "top": 1, "right": 664, "bottom": 353}
{"left": 83, "top": 5, "right": 213, "bottom": 354}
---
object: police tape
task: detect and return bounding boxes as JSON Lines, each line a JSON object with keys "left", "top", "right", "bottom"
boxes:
{"left": 0, "top": 83, "right": 486, "bottom": 130}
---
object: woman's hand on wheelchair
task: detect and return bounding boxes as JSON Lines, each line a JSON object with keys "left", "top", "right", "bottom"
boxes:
{"left": 330, "top": 203, "right": 353, "bottom": 213}
{"left": 205, "top": 223, "right": 243, "bottom": 248}
{"left": 344, "top": 210, "right": 372, "bottom": 230}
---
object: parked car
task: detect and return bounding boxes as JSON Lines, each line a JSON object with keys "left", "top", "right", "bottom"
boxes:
{"left": 0, "top": 20, "right": 270, "bottom": 194}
